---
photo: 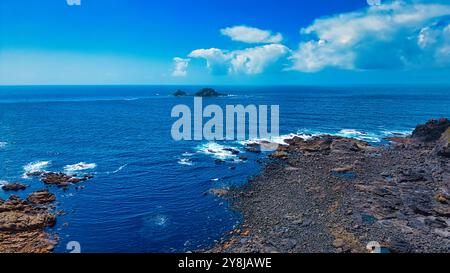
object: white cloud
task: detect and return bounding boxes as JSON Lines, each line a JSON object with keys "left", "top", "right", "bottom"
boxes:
{"left": 172, "top": 57, "right": 190, "bottom": 77}
{"left": 221, "top": 25, "right": 283, "bottom": 44}
{"left": 189, "top": 44, "right": 290, "bottom": 75}
{"left": 291, "top": 1, "right": 450, "bottom": 72}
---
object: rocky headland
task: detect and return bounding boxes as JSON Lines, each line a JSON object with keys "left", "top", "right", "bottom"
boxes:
{"left": 210, "top": 119, "right": 450, "bottom": 253}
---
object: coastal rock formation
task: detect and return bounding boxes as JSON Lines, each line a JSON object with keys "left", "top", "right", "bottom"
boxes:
{"left": 411, "top": 118, "right": 450, "bottom": 142}
{"left": 194, "top": 88, "right": 225, "bottom": 97}
{"left": 28, "top": 172, "right": 94, "bottom": 187}
{"left": 209, "top": 188, "right": 229, "bottom": 197}
{"left": 0, "top": 195, "right": 57, "bottom": 253}
{"left": 210, "top": 119, "right": 450, "bottom": 253}
{"left": 27, "top": 190, "right": 56, "bottom": 205}
{"left": 1, "top": 182, "right": 28, "bottom": 192}
{"left": 434, "top": 128, "right": 450, "bottom": 157}
{"left": 173, "top": 90, "right": 187, "bottom": 97}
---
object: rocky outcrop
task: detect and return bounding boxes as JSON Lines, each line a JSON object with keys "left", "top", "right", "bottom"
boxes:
{"left": 173, "top": 90, "right": 187, "bottom": 97}
{"left": 39, "top": 172, "right": 94, "bottom": 187}
{"left": 209, "top": 188, "right": 229, "bottom": 197}
{"left": 412, "top": 118, "right": 450, "bottom": 142}
{"left": 194, "top": 88, "right": 225, "bottom": 97}
{"left": 1, "top": 182, "right": 28, "bottom": 192}
{"left": 27, "top": 190, "right": 56, "bottom": 205}
{"left": 285, "top": 135, "right": 375, "bottom": 154}
{"left": 433, "top": 128, "right": 450, "bottom": 157}
{"left": 0, "top": 195, "right": 57, "bottom": 253}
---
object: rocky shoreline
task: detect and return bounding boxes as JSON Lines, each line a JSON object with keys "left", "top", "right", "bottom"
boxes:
{"left": 0, "top": 171, "right": 94, "bottom": 253}
{"left": 209, "top": 119, "right": 450, "bottom": 253}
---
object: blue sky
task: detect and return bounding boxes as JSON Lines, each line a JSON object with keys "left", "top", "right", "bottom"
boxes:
{"left": 1, "top": 0, "right": 450, "bottom": 85}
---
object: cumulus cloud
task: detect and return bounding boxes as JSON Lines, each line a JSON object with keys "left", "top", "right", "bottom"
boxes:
{"left": 221, "top": 25, "right": 283, "bottom": 44}
{"left": 172, "top": 57, "right": 190, "bottom": 77}
{"left": 290, "top": 1, "right": 450, "bottom": 72}
{"left": 189, "top": 44, "right": 290, "bottom": 75}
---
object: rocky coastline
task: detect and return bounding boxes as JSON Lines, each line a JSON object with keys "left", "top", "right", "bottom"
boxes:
{"left": 210, "top": 119, "right": 450, "bottom": 253}
{"left": 0, "top": 170, "right": 94, "bottom": 253}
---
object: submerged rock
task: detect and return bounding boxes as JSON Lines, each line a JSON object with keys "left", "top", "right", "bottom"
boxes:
{"left": 209, "top": 188, "right": 229, "bottom": 197}
{"left": 1, "top": 182, "right": 28, "bottom": 192}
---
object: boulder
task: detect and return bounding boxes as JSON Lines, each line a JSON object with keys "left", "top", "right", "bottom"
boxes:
{"left": 223, "top": 148, "right": 240, "bottom": 155}
{"left": 1, "top": 183, "right": 28, "bottom": 192}
{"left": 331, "top": 165, "right": 354, "bottom": 173}
{"left": 269, "top": 151, "right": 288, "bottom": 159}
{"left": 433, "top": 128, "right": 450, "bottom": 157}
{"left": 412, "top": 118, "right": 450, "bottom": 142}
{"left": 27, "top": 190, "right": 56, "bottom": 205}
{"left": 209, "top": 188, "right": 229, "bottom": 197}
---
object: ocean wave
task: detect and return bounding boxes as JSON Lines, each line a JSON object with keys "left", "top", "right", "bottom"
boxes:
{"left": 64, "top": 162, "right": 97, "bottom": 173}
{"left": 0, "top": 180, "right": 8, "bottom": 187}
{"left": 22, "top": 161, "right": 51, "bottom": 178}
{"left": 238, "top": 128, "right": 413, "bottom": 148}
{"left": 196, "top": 142, "right": 242, "bottom": 160}
{"left": 336, "top": 129, "right": 381, "bottom": 142}
{"left": 178, "top": 158, "right": 194, "bottom": 166}
{"left": 0, "top": 142, "right": 7, "bottom": 149}
{"left": 103, "top": 164, "right": 128, "bottom": 175}
{"left": 111, "top": 164, "right": 128, "bottom": 174}
{"left": 240, "top": 133, "right": 317, "bottom": 147}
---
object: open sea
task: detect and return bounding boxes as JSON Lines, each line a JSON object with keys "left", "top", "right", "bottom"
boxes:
{"left": 0, "top": 85, "right": 449, "bottom": 253}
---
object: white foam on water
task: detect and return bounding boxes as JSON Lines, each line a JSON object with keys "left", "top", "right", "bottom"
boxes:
{"left": 196, "top": 142, "right": 241, "bottom": 160}
{"left": 240, "top": 133, "right": 317, "bottom": 147}
{"left": 22, "top": 161, "right": 51, "bottom": 178}
{"left": 336, "top": 129, "right": 382, "bottom": 143}
{"left": 178, "top": 158, "right": 194, "bottom": 166}
{"left": 0, "top": 142, "right": 7, "bottom": 149}
{"left": 0, "top": 180, "right": 9, "bottom": 187}
{"left": 111, "top": 164, "right": 127, "bottom": 174}
{"left": 64, "top": 162, "right": 97, "bottom": 174}
{"left": 339, "top": 129, "right": 366, "bottom": 136}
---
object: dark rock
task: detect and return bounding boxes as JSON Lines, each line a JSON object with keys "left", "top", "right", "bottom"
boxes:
{"left": 412, "top": 118, "right": 450, "bottom": 142}
{"left": 40, "top": 172, "right": 93, "bottom": 187}
{"left": 173, "top": 90, "right": 187, "bottom": 97}
{"left": 1, "top": 182, "right": 28, "bottom": 192}
{"left": 194, "top": 88, "right": 225, "bottom": 97}
{"left": 269, "top": 151, "right": 288, "bottom": 159}
{"left": 26, "top": 172, "right": 44, "bottom": 177}
{"left": 433, "top": 128, "right": 450, "bottom": 157}
{"left": 209, "top": 188, "right": 229, "bottom": 197}
{"left": 27, "top": 190, "right": 56, "bottom": 205}
{"left": 223, "top": 148, "right": 240, "bottom": 155}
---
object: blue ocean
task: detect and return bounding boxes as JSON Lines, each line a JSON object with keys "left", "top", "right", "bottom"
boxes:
{"left": 0, "top": 85, "right": 449, "bottom": 253}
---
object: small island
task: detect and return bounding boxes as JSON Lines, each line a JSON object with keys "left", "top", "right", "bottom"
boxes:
{"left": 172, "top": 88, "right": 226, "bottom": 97}
{"left": 194, "top": 88, "right": 225, "bottom": 97}
{"left": 173, "top": 90, "right": 188, "bottom": 97}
